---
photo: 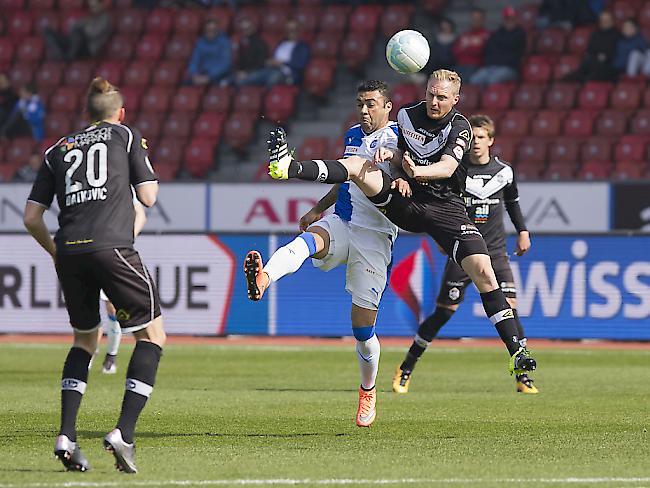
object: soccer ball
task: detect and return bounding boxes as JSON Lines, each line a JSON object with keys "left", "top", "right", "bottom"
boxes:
{"left": 385, "top": 30, "right": 430, "bottom": 74}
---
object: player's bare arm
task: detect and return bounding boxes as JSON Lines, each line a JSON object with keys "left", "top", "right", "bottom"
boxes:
{"left": 23, "top": 201, "right": 56, "bottom": 258}
{"left": 299, "top": 184, "right": 340, "bottom": 232}
{"left": 403, "top": 153, "right": 459, "bottom": 181}
{"left": 515, "top": 231, "right": 531, "bottom": 256}
{"left": 135, "top": 182, "right": 158, "bottom": 208}
{"left": 133, "top": 201, "right": 147, "bottom": 236}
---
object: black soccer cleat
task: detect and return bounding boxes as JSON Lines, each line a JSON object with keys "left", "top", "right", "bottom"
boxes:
{"left": 54, "top": 435, "right": 90, "bottom": 472}
{"left": 509, "top": 347, "right": 537, "bottom": 376}
{"left": 104, "top": 428, "right": 137, "bottom": 474}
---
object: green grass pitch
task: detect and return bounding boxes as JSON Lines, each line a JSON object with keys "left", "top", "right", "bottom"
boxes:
{"left": 0, "top": 341, "right": 648, "bottom": 488}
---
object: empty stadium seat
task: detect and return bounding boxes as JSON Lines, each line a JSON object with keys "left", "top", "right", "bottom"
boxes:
{"left": 193, "top": 112, "right": 225, "bottom": 140}
{"left": 262, "top": 7, "right": 291, "bottom": 34}
{"left": 311, "top": 32, "right": 342, "bottom": 58}
{"left": 522, "top": 56, "right": 552, "bottom": 84}
{"left": 135, "top": 112, "right": 163, "bottom": 140}
{"left": 320, "top": 5, "right": 350, "bottom": 32}
{"left": 515, "top": 163, "right": 544, "bottom": 180}
{"left": 123, "top": 60, "right": 153, "bottom": 87}
{"left": 421, "top": 0, "right": 447, "bottom": 16}
{"left": 457, "top": 84, "right": 480, "bottom": 112}
{"left": 58, "top": 0, "right": 84, "bottom": 9}
{"left": 341, "top": 33, "right": 373, "bottom": 70}
{"left": 564, "top": 110, "right": 597, "bottom": 137}
{"left": 517, "top": 138, "right": 547, "bottom": 165}
{"left": 531, "top": 110, "right": 565, "bottom": 137}
{"left": 578, "top": 82, "right": 612, "bottom": 110}
{"left": 154, "top": 61, "right": 184, "bottom": 86}
{"left": 512, "top": 84, "right": 544, "bottom": 110}
{"left": 106, "top": 35, "right": 136, "bottom": 61}
{"left": 117, "top": 9, "right": 145, "bottom": 36}
{"left": 545, "top": 162, "right": 577, "bottom": 180}
{"left": 234, "top": 86, "right": 264, "bottom": 115}
{"left": 264, "top": 85, "right": 299, "bottom": 123}
{"left": 499, "top": 111, "right": 530, "bottom": 137}
{"left": 298, "top": 137, "right": 329, "bottom": 161}
{"left": 481, "top": 84, "right": 513, "bottom": 110}
{"left": 183, "top": 138, "right": 216, "bottom": 178}
{"left": 5, "top": 138, "right": 35, "bottom": 164}
{"left": 490, "top": 137, "right": 518, "bottom": 162}
{"left": 165, "top": 36, "right": 193, "bottom": 61}
{"left": 581, "top": 137, "right": 613, "bottom": 162}
{"left": 610, "top": 82, "right": 643, "bottom": 110}
{"left": 615, "top": 135, "right": 648, "bottom": 161}
{"left": 381, "top": 4, "right": 414, "bottom": 38}
{"left": 630, "top": 109, "right": 650, "bottom": 135}
{"left": 578, "top": 161, "right": 611, "bottom": 180}
{"left": 9, "top": 62, "right": 34, "bottom": 85}
{"left": 641, "top": 2, "right": 650, "bottom": 28}
{"left": 233, "top": 6, "right": 263, "bottom": 33}
{"left": 136, "top": 35, "right": 166, "bottom": 61}
{"left": 517, "top": 2, "right": 539, "bottom": 30}
{"left": 49, "top": 87, "right": 80, "bottom": 113}
{"left": 224, "top": 112, "right": 256, "bottom": 151}
{"left": 613, "top": 161, "right": 646, "bottom": 180}
{"left": 96, "top": 61, "right": 127, "bottom": 86}
{"left": 30, "top": 0, "right": 55, "bottom": 8}
{"left": 145, "top": 8, "right": 174, "bottom": 36}
{"left": 34, "top": 10, "right": 59, "bottom": 32}
{"left": 568, "top": 26, "right": 594, "bottom": 54}
{"left": 202, "top": 86, "right": 233, "bottom": 113}
{"left": 8, "top": 11, "right": 33, "bottom": 37}
{"left": 535, "top": 28, "right": 567, "bottom": 54}
{"left": 162, "top": 113, "right": 193, "bottom": 139}
{"left": 348, "top": 5, "right": 382, "bottom": 34}
{"left": 0, "top": 39, "right": 14, "bottom": 65}
{"left": 171, "top": 86, "right": 203, "bottom": 113}
{"left": 141, "top": 87, "right": 172, "bottom": 113}
{"left": 294, "top": 7, "right": 320, "bottom": 36}
{"left": 595, "top": 109, "right": 628, "bottom": 135}
{"left": 16, "top": 36, "right": 43, "bottom": 63}
{"left": 545, "top": 83, "right": 578, "bottom": 109}
{"left": 63, "top": 61, "right": 95, "bottom": 86}
{"left": 120, "top": 86, "right": 145, "bottom": 113}
{"left": 153, "top": 138, "right": 183, "bottom": 169}
{"left": 174, "top": 9, "right": 201, "bottom": 36}
{"left": 553, "top": 55, "right": 581, "bottom": 80}
{"left": 303, "top": 59, "right": 336, "bottom": 97}
{"left": 548, "top": 137, "right": 580, "bottom": 163}
{"left": 612, "top": 0, "right": 638, "bottom": 24}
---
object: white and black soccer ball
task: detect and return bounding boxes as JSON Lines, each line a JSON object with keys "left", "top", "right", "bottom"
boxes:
{"left": 385, "top": 30, "right": 430, "bottom": 74}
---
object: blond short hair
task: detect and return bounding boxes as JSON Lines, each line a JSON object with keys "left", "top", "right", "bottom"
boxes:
{"left": 469, "top": 114, "right": 496, "bottom": 138}
{"left": 428, "top": 69, "right": 462, "bottom": 95}
{"left": 86, "top": 77, "right": 123, "bottom": 121}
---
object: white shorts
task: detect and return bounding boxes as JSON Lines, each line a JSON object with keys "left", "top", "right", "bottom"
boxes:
{"left": 310, "top": 215, "right": 393, "bottom": 310}
{"left": 99, "top": 289, "right": 109, "bottom": 302}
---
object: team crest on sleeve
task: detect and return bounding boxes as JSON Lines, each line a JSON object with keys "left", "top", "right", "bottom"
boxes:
{"left": 459, "top": 129, "right": 471, "bottom": 140}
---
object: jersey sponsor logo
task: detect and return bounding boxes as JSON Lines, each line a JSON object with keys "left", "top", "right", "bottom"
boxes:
{"left": 65, "top": 127, "right": 113, "bottom": 149}
{"left": 61, "top": 379, "right": 79, "bottom": 389}
{"left": 402, "top": 127, "right": 426, "bottom": 143}
{"left": 344, "top": 146, "right": 358, "bottom": 154}
{"left": 459, "top": 129, "right": 471, "bottom": 140}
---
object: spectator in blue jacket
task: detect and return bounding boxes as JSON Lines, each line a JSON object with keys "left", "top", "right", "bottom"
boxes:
{"left": 615, "top": 19, "right": 650, "bottom": 77}
{"left": 469, "top": 7, "right": 526, "bottom": 86}
{"left": 187, "top": 19, "right": 232, "bottom": 86}
{"left": 240, "top": 20, "right": 310, "bottom": 87}
{"left": 0, "top": 83, "right": 45, "bottom": 142}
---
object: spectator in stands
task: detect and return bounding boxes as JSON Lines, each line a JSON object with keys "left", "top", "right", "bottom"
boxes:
{"left": 452, "top": 8, "right": 490, "bottom": 82}
{"left": 240, "top": 20, "right": 310, "bottom": 87}
{"left": 43, "top": 0, "right": 112, "bottom": 62}
{"left": 566, "top": 11, "right": 620, "bottom": 82}
{"left": 187, "top": 18, "right": 232, "bottom": 86}
{"left": 424, "top": 18, "right": 457, "bottom": 73}
{"left": 230, "top": 17, "right": 268, "bottom": 87}
{"left": 0, "top": 73, "right": 19, "bottom": 137}
{"left": 537, "top": 0, "right": 596, "bottom": 30}
{"left": 0, "top": 83, "right": 44, "bottom": 142}
{"left": 614, "top": 19, "right": 650, "bottom": 77}
{"left": 13, "top": 153, "right": 42, "bottom": 183}
{"left": 469, "top": 7, "right": 526, "bottom": 87}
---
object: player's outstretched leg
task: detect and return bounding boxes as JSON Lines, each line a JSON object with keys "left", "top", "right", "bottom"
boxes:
{"left": 54, "top": 434, "right": 90, "bottom": 472}
{"left": 244, "top": 250, "right": 270, "bottom": 301}
{"left": 393, "top": 306, "right": 455, "bottom": 394}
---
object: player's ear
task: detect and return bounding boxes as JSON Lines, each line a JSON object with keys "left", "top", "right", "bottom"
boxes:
{"left": 118, "top": 107, "right": 126, "bottom": 122}
{"left": 488, "top": 137, "right": 494, "bottom": 147}
{"left": 385, "top": 100, "right": 392, "bottom": 113}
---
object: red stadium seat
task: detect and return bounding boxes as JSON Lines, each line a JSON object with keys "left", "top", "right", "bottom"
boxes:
{"left": 311, "top": 32, "right": 342, "bottom": 58}
{"left": 0, "top": 39, "right": 14, "bottom": 65}
{"left": 341, "top": 111, "right": 358, "bottom": 135}
{"left": 348, "top": 5, "right": 382, "bottom": 34}
{"left": 233, "top": 6, "right": 263, "bottom": 34}
{"left": 578, "top": 161, "right": 611, "bottom": 180}
{"left": 531, "top": 110, "right": 565, "bottom": 137}
{"left": 515, "top": 163, "right": 544, "bottom": 180}
{"left": 193, "top": 112, "right": 225, "bottom": 140}
{"left": 136, "top": 35, "right": 166, "bottom": 61}
{"left": 294, "top": 7, "right": 320, "bottom": 36}
{"left": 141, "top": 87, "right": 172, "bottom": 113}
{"left": 145, "top": 8, "right": 173, "bottom": 36}
{"left": 162, "top": 113, "right": 193, "bottom": 139}
{"left": 262, "top": 7, "right": 291, "bottom": 35}
{"left": 154, "top": 162, "right": 177, "bottom": 182}
{"left": 581, "top": 137, "right": 613, "bottom": 162}
{"left": 612, "top": 0, "right": 638, "bottom": 24}
{"left": 35, "top": 61, "right": 63, "bottom": 88}
{"left": 341, "top": 33, "right": 373, "bottom": 70}
{"left": 303, "top": 59, "right": 336, "bottom": 97}
{"left": 499, "top": 111, "right": 530, "bottom": 137}
{"left": 610, "top": 82, "right": 643, "bottom": 110}
{"left": 490, "top": 137, "right": 519, "bottom": 162}
{"left": 224, "top": 112, "right": 256, "bottom": 151}
{"left": 326, "top": 137, "right": 344, "bottom": 159}
{"left": 548, "top": 137, "right": 580, "bottom": 163}
{"left": 58, "top": 0, "right": 84, "bottom": 9}
{"left": 457, "top": 84, "right": 480, "bottom": 113}
{"left": 641, "top": 2, "right": 650, "bottom": 28}
{"left": 174, "top": 9, "right": 201, "bottom": 36}
{"left": 553, "top": 55, "right": 581, "bottom": 80}
{"left": 381, "top": 4, "right": 414, "bottom": 38}
{"left": 578, "top": 82, "right": 612, "bottom": 110}
{"left": 568, "top": 26, "right": 594, "bottom": 54}
{"left": 421, "top": 0, "right": 447, "bottom": 16}
{"left": 615, "top": 135, "right": 648, "bottom": 161}
{"left": 8, "top": 11, "right": 33, "bottom": 37}
{"left": 390, "top": 83, "right": 420, "bottom": 119}
{"left": 120, "top": 86, "right": 145, "bottom": 113}
{"left": 183, "top": 138, "right": 216, "bottom": 178}
{"left": 165, "top": 36, "right": 194, "bottom": 61}
{"left": 153, "top": 138, "right": 183, "bottom": 169}
{"left": 516, "top": 138, "right": 547, "bottom": 165}
{"left": 9, "top": 62, "right": 35, "bottom": 85}
{"left": 595, "top": 109, "right": 629, "bottom": 135}
{"left": 264, "top": 85, "right": 299, "bottom": 123}
{"left": 30, "top": 0, "right": 55, "bottom": 8}
{"left": 117, "top": 9, "right": 145, "bottom": 36}
{"left": 517, "top": 3, "right": 539, "bottom": 31}
{"left": 481, "top": 84, "right": 513, "bottom": 111}
{"left": 106, "top": 35, "right": 136, "bottom": 61}
{"left": 16, "top": 36, "right": 44, "bottom": 63}
{"left": 545, "top": 83, "right": 578, "bottom": 109}
{"left": 234, "top": 86, "right": 264, "bottom": 115}
{"left": 63, "top": 60, "right": 95, "bottom": 86}
{"left": 512, "top": 84, "right": 544, "bottom": 110}
{"left": 206, "top": 7, "right": 233, "bottom": 34}
{"left": 123, "top": 60, "right": 153, "bottom": 87}
{"left": 135, "top": 112, "right": 163, "bottom": 140}
{"left": 613, "top": 161, "right": 646, "bottom": 180}
{"left": 545, "top": 162, "right": 577, "bottom": 180}
{"left": 34, "top": 10, "right": 59, "bottom": 33}
{"left": 320, "top": 5, "right": 350, "bottom": 32}
{"left": 96, "top": 61, "right": 126, "bottom": 86}
{"left": 61, "top": 10, "right": 85, "bottom": 34}
{"left": 564, "top": 110, "right": 597, "bottom": 137}
{"left": 45, "top": 113, "right": 73, "bottom": 138}
{"left": 522, "top": 56, "right": 552, "bottom": 84}
{"left": 298, "top": 137, "right": 329, "bottom": 161}
{"left": 171, "top": 86, "right": 203, "bottom": 113}
{"left": 630, "top": 109, "right": 650, "bottom": 134}
{"left": 203, "top": 86, "right": 233, "bottom": 113}
{"left": 6, "top": 138, "right": 35, "bottom": 164}
{"left": 153, "top": 61, "right": 184, "bottom": 86}
{"left": 535, "top": 28, "right": 567, "bottom": 54}
{"left": 49, "top": 87, "right": 80, "bottom": 112}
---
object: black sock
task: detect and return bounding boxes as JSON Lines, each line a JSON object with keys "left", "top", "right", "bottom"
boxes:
{"left": 116, "top": 341, "right": 162, "bottom": 444}
{"left": 288, "top": 159, "right": 349, "bottom": 183}
{"left": 368, "top": 170, "right": 393, "bottom": 206}
{"left": 401, "top": 307, "right": 455, "bottom": 371}
{"left": 59, "top": 347, "right": 92, "bottom": 442}
{"left": 512, "top": 309, "right": 528, "bottom": 347}
{"left": 480, "top": 289, "right": 521, "bottom": 356}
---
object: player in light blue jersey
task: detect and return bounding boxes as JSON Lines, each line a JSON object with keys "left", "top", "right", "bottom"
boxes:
{"left": 245, "top": 80, "right": 410, "bottom": 427}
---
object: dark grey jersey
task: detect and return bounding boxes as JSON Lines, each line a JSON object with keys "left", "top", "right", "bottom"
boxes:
{"left": 397, "top": 103, "right": 472, "bottom": 202}
{"left": 28, "top": 121, "right": 157, "bottom": 254}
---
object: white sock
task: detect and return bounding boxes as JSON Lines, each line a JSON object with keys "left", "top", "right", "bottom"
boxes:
{"left": 356, "top": 335, "right": 380, "bottom": 390}
{"left": 105, "top": 316, "right": 122, "bottom": 356}
{"left": 263, "top": 236, "right": 312, "bottom": 283}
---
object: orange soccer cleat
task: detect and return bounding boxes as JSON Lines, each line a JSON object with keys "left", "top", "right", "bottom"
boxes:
{"left": 244, "top": 251, "right": 270, "bottom": 301}
{"left": 356, "top": 386, "right": 377, "bottom": 427}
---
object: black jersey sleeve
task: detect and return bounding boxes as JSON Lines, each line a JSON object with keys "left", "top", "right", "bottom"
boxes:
{"left": 504, "top": 170, "right": 528, "bottom": 232}
{"left": 397, "top": 122, "right": 406, "bottom": 151}
{"left": 27, "top": 157, "right": 56, "bottom": 208}
{"left": 441, "top": 115, "right": 473, "bottom": 163}
{"left": 127, "top": 126, "right": 158, "bottom": 186}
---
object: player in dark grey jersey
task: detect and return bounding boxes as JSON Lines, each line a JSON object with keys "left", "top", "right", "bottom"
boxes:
{"left": 24, "top": 77, "right": 164, "bottom": 474}
{"left": 267, "top": 69, "right": 537, "bottom": 382}
{"left": 394, "top": 114, "right": 539, "bottom": 395}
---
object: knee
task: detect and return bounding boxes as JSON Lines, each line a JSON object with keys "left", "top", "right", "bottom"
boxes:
{"left": 135, "top": 317, "right": 166, "bottom": 348}
{"left": 436, "top": 303, "right": 459, "bottom": 313}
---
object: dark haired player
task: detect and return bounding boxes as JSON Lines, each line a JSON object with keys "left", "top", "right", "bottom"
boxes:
{"left": 265, "top": 69, "right": 537, "bottom": 381}
{"left": 24, "top": 77, "right": 164, "bottom": 474}
{"left": 393, "top": 114, "right": 538, "bottom": 395}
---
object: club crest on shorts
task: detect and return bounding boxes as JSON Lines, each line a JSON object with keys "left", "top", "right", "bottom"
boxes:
{"left": 116, "top": 309, "right": 130, "bottom": 322}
